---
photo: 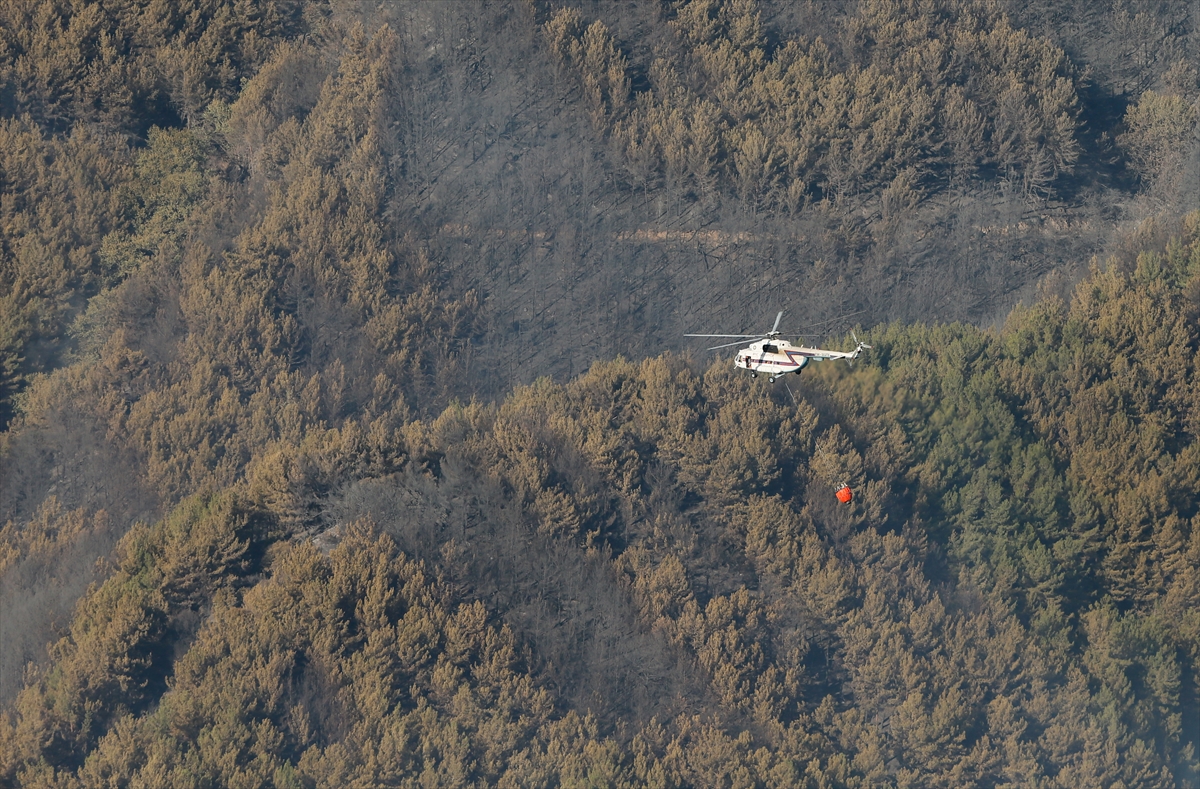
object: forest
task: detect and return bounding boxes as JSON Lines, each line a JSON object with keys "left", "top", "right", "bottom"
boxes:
{"left": 0, "top": 0, "right": 1198, "bottom": 786}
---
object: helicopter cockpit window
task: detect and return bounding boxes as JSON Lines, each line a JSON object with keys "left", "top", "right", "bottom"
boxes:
{"left": 762, "top": 344, "right": 778, "bottom": 354}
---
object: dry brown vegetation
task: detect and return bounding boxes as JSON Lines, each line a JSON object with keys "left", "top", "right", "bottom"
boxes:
{"left": 1, "top": 0, "right": 1199, "bottom": 786}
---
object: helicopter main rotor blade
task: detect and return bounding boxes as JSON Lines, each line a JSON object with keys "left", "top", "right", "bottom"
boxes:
{"left": 685, "top": 333, "right": 764, "bottom": 338}
{"left": 771, "top": 311, "right": 783, "bottom": 333}
{"left": 707, "top": 339, "right": 760, "bottom": 350}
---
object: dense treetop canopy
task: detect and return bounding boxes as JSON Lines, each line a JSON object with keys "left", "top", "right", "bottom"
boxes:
{"left": 1, "top": 0, "right": 1198, "bottom": 787}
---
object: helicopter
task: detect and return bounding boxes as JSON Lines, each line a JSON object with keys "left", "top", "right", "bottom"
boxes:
{"left": 686, "top": 311, "right": 871, "bottom": 382}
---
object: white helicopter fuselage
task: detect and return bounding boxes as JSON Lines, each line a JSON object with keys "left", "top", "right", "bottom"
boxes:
{"left": 685, "top": 311, "right": 870, "bottom": 382}
{"left": 735, "top": 338, "right": 862, "bottom": 378}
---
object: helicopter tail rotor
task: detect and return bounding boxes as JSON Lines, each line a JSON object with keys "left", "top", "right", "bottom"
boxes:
{"left": 850, "top": 330, "right": 873, "bottom": 360}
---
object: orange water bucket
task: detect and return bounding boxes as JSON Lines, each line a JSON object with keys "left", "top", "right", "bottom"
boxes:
{"left": 835, "top": 486, "right": 853, "bottom": 504}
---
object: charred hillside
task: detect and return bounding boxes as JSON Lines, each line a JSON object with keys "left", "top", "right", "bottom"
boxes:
{"left": 1, "top": 0, "right": 1199, "bottom": 786}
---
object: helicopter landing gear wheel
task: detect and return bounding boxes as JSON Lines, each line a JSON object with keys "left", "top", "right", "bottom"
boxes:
{"left": 750, "top": 372, "right": 757, "bottom": 378}
{"left": 795, "top": 369, "right": 803, "bottom": 376}
{"left": 769, "top": 376, "right": 776, "bottom": 383}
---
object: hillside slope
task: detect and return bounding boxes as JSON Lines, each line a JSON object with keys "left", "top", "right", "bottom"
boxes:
{"left": 3, "top": 214, "right": 1199, "bottom": 786}
{"left": 1, "top": 0, "right": 1199, "bottom": 785}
